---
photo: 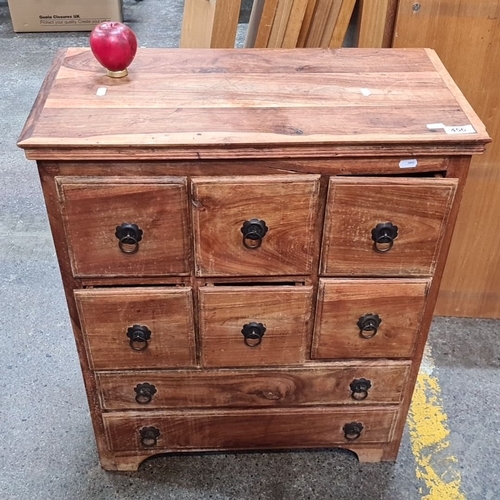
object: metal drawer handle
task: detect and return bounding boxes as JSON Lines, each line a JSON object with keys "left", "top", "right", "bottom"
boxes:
{"left": 241, "top": 322, "right": 266, "bottom": 347}
{"left": 115, "top": 222, "right": 143, "bottom": 254}
{"left": 349, "top": 378, "right": 372, "bottom": 401}
{"left": 241, "top": 218, "right": 268, "bottom": 249}
{"left": 127, "top": 324, "right": 152, "bottom": 351}
{"left": 371, "top": 222, "right": 398, "bottom": 253}
{"left": 139, "top": 426, "right": 161, "bottom": 447}
{"left": 343, "top": 422, "right": 364, "bottom": 441}
{"left": 134, "top": 383, "right": 157, "bottom": 404}
{"left": 357, "top": 313, "right": 381, "bottom": 339}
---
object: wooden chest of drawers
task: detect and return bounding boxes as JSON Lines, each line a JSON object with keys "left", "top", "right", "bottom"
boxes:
{"left": 18, "top": 48, "right": 489, "bottom": 471}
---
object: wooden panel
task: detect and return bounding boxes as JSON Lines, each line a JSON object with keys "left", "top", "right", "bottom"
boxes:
{"left": 18, "top": 48, "right": 489, "bottom": 161}
{"left": 103, "top": 407, "right": 399, "bottom": 452}
{"left": 97, "top": 362, "right": 410, "bottom": 409}
{"left": 268, "top": 0, "right": 295, "bottom": 47}
{"left": 358, "top": 0, "right": 390, "bottom": 47}
{"left": 304, "top": 0, "right": 336, "bottom": 47}
{"left": 192, "top": 175, "right": 320, "bottom": 276}
{"left": 49, "top": 157, "right": 450, "bottom": 178}
{"left": 394, "top": 0, "right": 500, "bottom": 318}
{"left": 245, "top": 0, "right": 266, "bottom": 47}
{"left": 319, "top": 0, "right": 343, "bottom": 46}
{"left": 282, "top": 0, "right": 310, "bottom": 48}
{"left": 180, "top": 0, "right": 242, "bottom": 48}
{"left": 329, "top": 0, "right": 357, "bottom": 48}
{"left": 312, "top": 279, "right": 430, "bottom": 359}
{"left": 297, "top": 0, "right": 319, "bottom": 46}
{"left": 199, "top": 286, "right": 313, "bottom": 367}
{"left": 180, "top": 0, "right": 217, "bottom": 48}
{"left": 56, "top": 177, "right": 190, "bottom": 277}
{"left": 211, "top": 0, "right": 243, "bottom": 48}
{"left": 75, "top": 288, "right": 196, "bottom": 370}
{"left": 321, "top": 177, "right": 457, "bottom": 276}
{"left": 253, "top": 0, "right": 280, "bottom": 47}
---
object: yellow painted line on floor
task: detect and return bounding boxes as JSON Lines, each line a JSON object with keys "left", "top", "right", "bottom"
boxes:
{"left": 408, "top": 345, "right": 465, "bottom": 500}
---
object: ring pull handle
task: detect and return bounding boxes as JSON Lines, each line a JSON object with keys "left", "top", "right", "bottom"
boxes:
{"left": 127, "top": 324, "right": 152, "bottom": 351}
{"left": 349, "top": 378, "right": 372, "bottom": 401}
{"left": 241, "top": 219, "right": 268, "bottom": 249}
{"left": 134, "top": 383, "right": 157, "bottom": 405}
{"left": 241, "top": 322, "right": 266, "bottom": 347}
{"left": 139, "top": 426, "right": 161, "bottom": 447}
{"left": 115, "top": 222, "right": 143, "bottom": 254}
{"left": 343, "top": 422, "right": 364, "bottom": 441}
{"left": 357, "top": 313, "right": 381, "bottom": 339}
{"left": 371, "top": 222, "right": 398, "bottom": 253}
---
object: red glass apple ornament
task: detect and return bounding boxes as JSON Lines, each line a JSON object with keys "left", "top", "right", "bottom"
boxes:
{"left": 89, "top": 22, "right": 138, "bottom": 78}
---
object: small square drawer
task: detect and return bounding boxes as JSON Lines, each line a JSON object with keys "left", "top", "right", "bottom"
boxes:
{"left": 103, "top": 407, "right": 399, "bottom": 452}
{"left": 75, "top": 287, "right": 196, "bottom": 370}
{"left": 191, "top": 175, "right": 320, "bottom": 276}
{"left": 56, "top": 177, "right": 190, "bottom": 277}
{"left": 199, "top": 285, "right": 313, "bottom": 367}
{"left": 97, "top": 362, "right": 410, "bottom": 410}
{"left": 321, "top": 177, "right": 457, "bottom": 276}
{"left": 312, "top": 279, "right": 430, "bottom": 359}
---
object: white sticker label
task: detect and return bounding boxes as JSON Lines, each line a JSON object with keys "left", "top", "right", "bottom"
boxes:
{"left": 444, "top": 124, "right": 476, "bottom": 135}
{"left": 399, "top": 159, "right": 418, "bottom": 169}
{"left": 360, "top": 88, "right": 372, "bottom": 96}
{"left": 96, "top": 87, "right": 107, "bottom": 96}
{"left": 426, "top": 123, "right": 445, "bottom": 130}
{"left": 426, "top": 123, "right": 476, "bottom": 134}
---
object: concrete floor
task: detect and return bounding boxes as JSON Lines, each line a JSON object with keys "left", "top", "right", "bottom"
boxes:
{"left": 1, "top": 0, "right": 499, "bottom": 498}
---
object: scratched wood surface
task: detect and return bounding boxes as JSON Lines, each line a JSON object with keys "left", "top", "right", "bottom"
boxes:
{"left": 17, "top": 48, "right": 489, "bottom": 160}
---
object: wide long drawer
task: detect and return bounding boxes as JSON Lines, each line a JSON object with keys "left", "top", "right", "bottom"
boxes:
{"left": 97, "top": 362, "right": 410, "bottom": 410}
{"left": 103, "top": 407, "right": 399, "bottom": 452}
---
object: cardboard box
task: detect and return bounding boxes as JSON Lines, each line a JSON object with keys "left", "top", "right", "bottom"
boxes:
{"left": 7, "top": 0, "right": 122, "bottom": 33}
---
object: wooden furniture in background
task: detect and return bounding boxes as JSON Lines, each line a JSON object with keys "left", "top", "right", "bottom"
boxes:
{"left": 393, "top": 0, "right": 500, "bottom": 317}
{"left": 18, "top": 48, "right": 489, "bottom": 470}
{"left": 357, "top": 0, "right": 398, "bottom": 47}
{"left": 181, "top": 0, "right": 359, "bottom": 48}
{"left": 180, "top": 0, "right": 242, "bottom": 48}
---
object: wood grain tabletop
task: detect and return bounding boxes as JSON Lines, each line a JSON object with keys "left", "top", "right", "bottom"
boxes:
{"left": 18, "top": 48, "right": 490, "bottom": 160}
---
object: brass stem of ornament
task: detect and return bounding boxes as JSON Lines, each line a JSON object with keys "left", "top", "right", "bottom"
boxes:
{"left": 107, "top": 69, "right": 128, "bottom": 78}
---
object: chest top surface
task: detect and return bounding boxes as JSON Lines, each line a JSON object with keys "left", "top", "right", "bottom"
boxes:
{"left": 18, "top": 48, "right": 490, "bottom": 160}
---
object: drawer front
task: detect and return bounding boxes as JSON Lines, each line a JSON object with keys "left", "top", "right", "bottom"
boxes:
{"left": 199, "top": 286, "right": 313, "bottom": 367}
{"left": 312, "top": 279, "right": 429, "bottom": 359}
{"left": 103, "top": 407, "right": 399, "bottom": 452}
{"left": 321, "top": 177, "right": 457, "bottom": 276}
{"left": 57, "top": 177, "right": 190, "bottom": 277}
{"left": 97, "top": 362, "right": 410, "bottom": 410}
{"left": 75, "top": 288, "right": 196, "bottom": 370}
{"left": 192, "top": 175, "right": 321, "bottom": 276}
